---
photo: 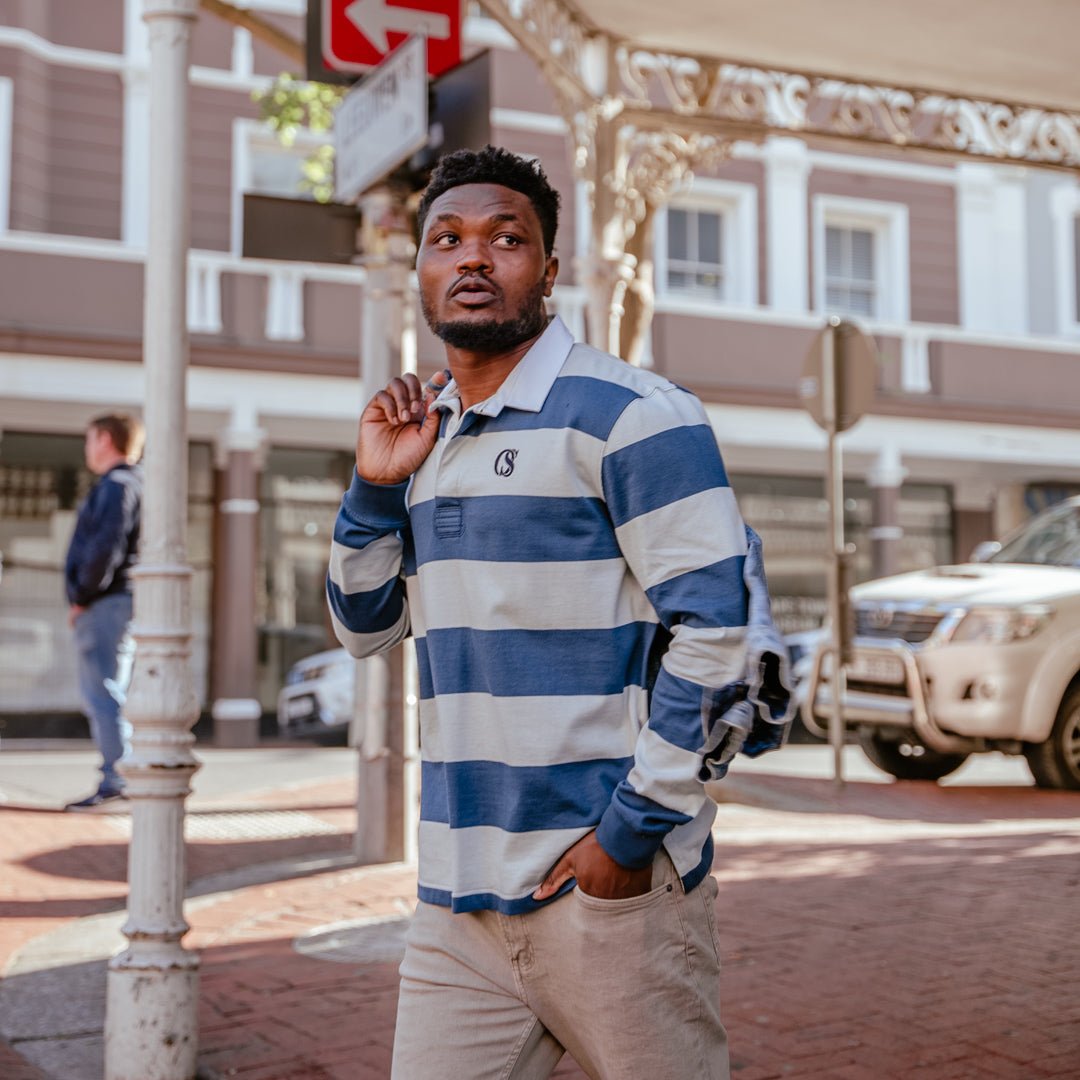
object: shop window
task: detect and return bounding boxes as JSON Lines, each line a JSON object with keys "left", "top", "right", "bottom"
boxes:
{"left": 256, "top": 447, "right": 355, "bottom": 711}
{"left": 732, "top": 474, "right": 952, "bottom": 635}
{"left": 0, "top": 434, "right": 212, "bottom": 715}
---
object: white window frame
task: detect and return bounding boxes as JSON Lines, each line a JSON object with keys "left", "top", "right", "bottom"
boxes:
{"left": 0, "top": 77, "right": 12, "bottom": 233}
{"left": 1050, "top": 180, "right": 1080, "bottom": 338}
{"left": 812, "top": 195, "right": 910, "bottom": 324}
{"left": 655, "top": 178, "right": 758, "bottom": 310}
{"left": 230, "top": 118, "right": 326, "bottom": 256}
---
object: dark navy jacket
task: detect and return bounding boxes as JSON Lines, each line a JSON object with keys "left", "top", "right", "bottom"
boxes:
{"left": 64, "top": 464, "right": 143, "bottom": 607}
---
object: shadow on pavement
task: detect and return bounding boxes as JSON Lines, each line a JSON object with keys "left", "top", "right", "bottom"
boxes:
{"left": 8, "top": 832, "right": 354, "bottom": 888}
{"left": 6, "top": 827, "right": 1078, "bottom": 1080}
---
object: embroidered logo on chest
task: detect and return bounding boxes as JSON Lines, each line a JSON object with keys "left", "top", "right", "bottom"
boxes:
{"left": 494, "top": 449, "right": 518, "bottom": 477}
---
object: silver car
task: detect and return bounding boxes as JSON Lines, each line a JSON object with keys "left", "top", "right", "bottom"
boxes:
{"left": 277, "top": 648, "right": 357, "bottom": 736}
{"left": 802, "top": 497, "right": 1080, "bottom": 789}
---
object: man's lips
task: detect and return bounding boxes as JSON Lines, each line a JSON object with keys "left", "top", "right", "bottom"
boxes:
{"left": 449, "top": 276, "right": 498, "bottom": 304}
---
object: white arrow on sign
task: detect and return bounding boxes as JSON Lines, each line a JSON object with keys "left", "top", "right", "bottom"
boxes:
{"left": 344, "top": 0, "right": 452, "bottom": 53}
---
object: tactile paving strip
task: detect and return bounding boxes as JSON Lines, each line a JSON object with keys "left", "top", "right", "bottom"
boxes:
{"left": 107, "top": 810, "right": 342, "bottom": 841}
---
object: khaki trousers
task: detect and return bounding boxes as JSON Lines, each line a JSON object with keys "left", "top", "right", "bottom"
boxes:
{"left": 391, "top": 855, "right": 729, "bottom": 1080}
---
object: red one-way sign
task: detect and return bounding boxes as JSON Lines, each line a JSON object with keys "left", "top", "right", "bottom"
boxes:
{"left": 322, "top": 0, "right": 463, "bottom": 78}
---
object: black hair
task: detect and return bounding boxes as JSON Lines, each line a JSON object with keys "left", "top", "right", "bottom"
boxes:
{"left": 416, "top": 145, "right": 561, "bottom": 255}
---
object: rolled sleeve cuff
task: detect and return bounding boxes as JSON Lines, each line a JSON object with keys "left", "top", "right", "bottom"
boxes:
{"left": 343, "top": 470, "right": 410, "bottom": 529}
{"left": 595, "top": 804, "right": 666, "bottom": 870}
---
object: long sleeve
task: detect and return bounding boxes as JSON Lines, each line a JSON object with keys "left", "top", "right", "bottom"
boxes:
{"left": 65, "top": 475, "right": 139, "bottom": 606}
{"left": 326, "top": 470, "right": 413, "bottom": 658}
{"left": 594, "top": 385, "right": 749, "bottom": 869}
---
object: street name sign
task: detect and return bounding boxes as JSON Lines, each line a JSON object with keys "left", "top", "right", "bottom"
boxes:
{"left": 321, "top": 0, "right": 463, "bottom": 78}
{"left": 334, "top": 33, "right": 428, "bottom": 203}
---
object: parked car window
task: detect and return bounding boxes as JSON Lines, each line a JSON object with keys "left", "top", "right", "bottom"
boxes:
{"left": 991, "top": 501, "right": 1080, "bottom": 566}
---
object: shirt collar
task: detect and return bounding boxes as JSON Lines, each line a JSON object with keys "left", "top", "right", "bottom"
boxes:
{"left": 431, "top": 315, "right": 575, "bottom": 419}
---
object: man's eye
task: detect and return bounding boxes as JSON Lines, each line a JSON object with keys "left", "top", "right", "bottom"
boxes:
{"left": 494, "top": 235, "right": 521, "bottom": 247}
{"left": 434, "top": 234, "right": 458, "bottom": 247}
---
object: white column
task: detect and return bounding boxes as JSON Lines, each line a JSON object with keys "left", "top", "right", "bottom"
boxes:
{"left": 957, "top": 164, "right": 1029, "bottom": 334}
{"left": 763, "top": 136, "right": 810, "bottom": 314}
{"left": 231, "top": 27, "right": 254, "bottom": 78}
{"left": 122, "top": 0, "right": 151, "bottom": 247}
{"left": 867, "top": 445, "right": 908, "bottom": 580}
{"left": 0, "top": 76, "right": 13, "bottom": 234}
{"left": 104, "top": 2, "right": 200, "bottom": 1078}
{"left": 1049, "top": 179, "right": 1080, "bottom": 336}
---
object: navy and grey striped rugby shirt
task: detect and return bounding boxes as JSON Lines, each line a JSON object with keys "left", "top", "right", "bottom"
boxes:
{"left": 328, "top": 316, "right": 749, "bottom": 914}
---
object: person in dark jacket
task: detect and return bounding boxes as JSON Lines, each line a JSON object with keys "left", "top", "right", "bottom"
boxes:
{"left": 63, "top": 413, "right": 144, "bottom": 810}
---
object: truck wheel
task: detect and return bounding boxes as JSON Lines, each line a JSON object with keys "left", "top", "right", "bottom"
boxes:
{"left": 858, "top": 729, "right": 969, "bottom": 782}
{"left": 1023, "top": 685, "right": 1080, "bottom": 790}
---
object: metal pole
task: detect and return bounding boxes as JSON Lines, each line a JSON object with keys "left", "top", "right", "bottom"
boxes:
{"left": 821, "top": 321, "right": 846, "bottom": 787}
{"left": 354, "top": 185, "right": 413, "bottom": 864}
{"left": 104, "top": 1, "right": 201, "bottom": 1076}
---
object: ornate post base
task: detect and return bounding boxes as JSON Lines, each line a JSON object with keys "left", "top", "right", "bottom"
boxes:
{"left": 105, "top": 966, "right": 198, "bottom": 1080}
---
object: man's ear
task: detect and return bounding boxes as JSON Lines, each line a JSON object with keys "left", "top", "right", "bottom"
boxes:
{"left": 543, "top": 256, "right": 559, "bottom": 296}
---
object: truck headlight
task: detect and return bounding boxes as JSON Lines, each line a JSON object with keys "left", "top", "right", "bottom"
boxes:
{"left": 950, "top": 605, "right": 1053, "bottom": 645}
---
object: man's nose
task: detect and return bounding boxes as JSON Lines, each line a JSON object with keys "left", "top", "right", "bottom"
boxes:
{"left": 455, "top": 240, "right": 492, "bottom": 273}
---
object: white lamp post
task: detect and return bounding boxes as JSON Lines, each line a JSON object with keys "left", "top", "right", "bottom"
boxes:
{"left": 104, "top": 1, "right": 201, "bottom": 1076}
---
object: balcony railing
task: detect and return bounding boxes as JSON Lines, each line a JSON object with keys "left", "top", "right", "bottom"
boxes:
{"left": 2, "top": 232, "right": 1079, "bottom": 404}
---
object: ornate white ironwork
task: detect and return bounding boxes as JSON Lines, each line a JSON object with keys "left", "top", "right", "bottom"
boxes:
{"left": 481, "top": 0, "right": 593, "bottom": 102}
{"left": 615, "top": 48, "right": 1080, "bottom": 168}
{"left": 481, "top": 0, "right": 1080, "bottom": 167}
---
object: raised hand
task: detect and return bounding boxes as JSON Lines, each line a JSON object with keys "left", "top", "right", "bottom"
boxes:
{"left": 356, "top": 369, "right": 451, "bottom": 485}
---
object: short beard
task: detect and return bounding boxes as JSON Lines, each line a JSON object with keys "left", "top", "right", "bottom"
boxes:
{"left": 424, "top": 278, "right": 548, "bottom": 352}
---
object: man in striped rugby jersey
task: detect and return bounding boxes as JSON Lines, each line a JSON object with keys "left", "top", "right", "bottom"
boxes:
{"left": 329, "top": 146, "right": 748, "bottom": 1079}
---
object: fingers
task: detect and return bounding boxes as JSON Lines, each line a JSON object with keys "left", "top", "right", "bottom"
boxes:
{"left": 386, "top": 373, "right": 424, "bottom": 424}
{"left": 367, "top": 370, "right": 451, "bottom": 427}
{"left": 532, "top": 856, "right": 574, "bottom": 901}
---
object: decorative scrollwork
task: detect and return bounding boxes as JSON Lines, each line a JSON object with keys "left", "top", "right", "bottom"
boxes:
{"left": 613, "top": 127, "right": 731, "bottom": 226}
{"left": 615, "top": 47, "right": 1080, "bottom": 167}
{"left": 480, "top": 0, "right": 593, "bottom": 102}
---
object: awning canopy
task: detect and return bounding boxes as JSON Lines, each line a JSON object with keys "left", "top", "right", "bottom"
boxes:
{"left": 574, "top": 0, "right": 1080, "bottom": 115}
{"left": 483, "top": 0, "right": 1080, "bottom": 171}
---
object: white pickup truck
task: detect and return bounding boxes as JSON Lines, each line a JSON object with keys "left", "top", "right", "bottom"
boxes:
{"left": 800, "top": 496, "right": 1080, "bottom": 789}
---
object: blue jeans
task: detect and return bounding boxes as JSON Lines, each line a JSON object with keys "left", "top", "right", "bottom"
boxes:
{"left": 73, "top": 593, "right": 134, "bottom": 791}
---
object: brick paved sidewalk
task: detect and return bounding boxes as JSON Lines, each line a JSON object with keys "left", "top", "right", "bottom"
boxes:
{"left": 4, "top": 757, "right": 1080, "bottom": 1079}
{"left": 184, "top": 777, "right": 1080, "bottom": 1080}
{"left": 0, "top": 767, "right": 359, "bottom": 1078}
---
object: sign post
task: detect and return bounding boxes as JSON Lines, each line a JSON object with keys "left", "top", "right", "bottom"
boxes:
{"left": 800, "top": 317, "right": 877, "bottom": 786}
{"left": 331, "top": 37, "right": 428, "bottom": 865}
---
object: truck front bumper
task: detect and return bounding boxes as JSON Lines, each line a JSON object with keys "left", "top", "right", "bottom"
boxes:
{"left": 800, "top": 636, "right": 1034, "bottom": 753}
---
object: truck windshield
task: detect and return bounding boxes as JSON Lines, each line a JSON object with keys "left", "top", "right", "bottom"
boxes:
{"left": 991, "top": 502, "right": 1080, "bottom": 566}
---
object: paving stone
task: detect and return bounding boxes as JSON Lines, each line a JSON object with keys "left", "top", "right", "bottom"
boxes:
{"left": 4, "top": 765, "right": 1080, "bottom": 1079}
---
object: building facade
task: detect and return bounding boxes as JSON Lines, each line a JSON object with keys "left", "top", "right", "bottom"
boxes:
{"left": 3, "top": 0, "right": 1080, "bottom": 724}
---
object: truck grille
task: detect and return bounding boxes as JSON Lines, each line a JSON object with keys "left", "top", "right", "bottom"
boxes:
{"left": 855, "top": 607, "right": 944, "bottom": 644}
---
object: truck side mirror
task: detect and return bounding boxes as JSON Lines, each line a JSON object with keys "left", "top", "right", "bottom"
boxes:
{"left": 970, "top": 541, "right": 1001, "bottom": 563}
